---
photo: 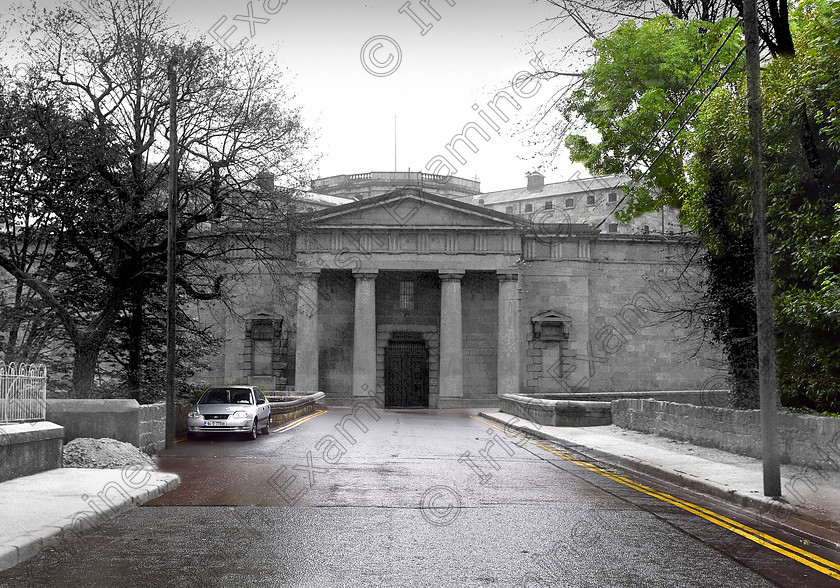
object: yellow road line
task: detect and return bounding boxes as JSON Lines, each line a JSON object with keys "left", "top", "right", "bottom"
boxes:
{"left": 471, "top": 415, "right": 840, "bottom": 580}
{"left": 273, "top": 410, "right": 327, "bottom": 433}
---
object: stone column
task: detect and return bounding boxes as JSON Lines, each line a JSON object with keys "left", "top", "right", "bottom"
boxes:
{"left": 294, "top": 270, "right": 321, "bottom": 391}
{"left": 352, "top": 270, "right": 378, "bottom": 399}
{"left": 497, "top": 271, "right": 521, "bottom": 396}
{"left": 439, "top": 270, "right": 465, "bottom": 399}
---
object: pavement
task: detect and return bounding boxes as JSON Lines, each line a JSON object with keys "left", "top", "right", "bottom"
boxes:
{"left": 0, "top": 466, "right": 178, "bottom": 572}
{"left": 479, "top": 410, "right": 840, "bottom": 551}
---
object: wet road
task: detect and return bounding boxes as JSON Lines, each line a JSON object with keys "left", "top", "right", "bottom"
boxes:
{"left": 1, "top": 407, "right": 836, "bottom": 587}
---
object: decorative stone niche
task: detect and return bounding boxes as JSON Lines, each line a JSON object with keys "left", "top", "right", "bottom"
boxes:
{"left": 526, "top": 310, "right": 573, "bottom": 393}
{"left": 531, "top": 310, "right": 571, "bottom": 342}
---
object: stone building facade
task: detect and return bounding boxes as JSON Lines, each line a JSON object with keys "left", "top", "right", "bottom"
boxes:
{"left": 199, "top": 173, "right": 719, "bottom": 408}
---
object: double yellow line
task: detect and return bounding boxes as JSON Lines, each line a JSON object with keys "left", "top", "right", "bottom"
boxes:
{"left": 471, "top": 415, "right": 840, "bottom": 580}
{"left": 272, "top": 409, "right": 327, "bottom": 434}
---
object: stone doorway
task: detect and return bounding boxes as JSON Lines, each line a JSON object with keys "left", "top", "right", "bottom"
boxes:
{"left": 384, "top": 333, "right": 430, "bottom": 408}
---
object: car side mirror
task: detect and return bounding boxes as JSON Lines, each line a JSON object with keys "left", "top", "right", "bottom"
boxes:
{"left": 257, "top": 398, "right": 265, "bottom": 405}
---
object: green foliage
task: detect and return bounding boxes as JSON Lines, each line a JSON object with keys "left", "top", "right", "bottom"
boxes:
{"left": 685, "top": 0, "right": 840, "bottom": 411}
{"left": 563, "top": 16, "right": 744, "bottom": 219}
{"left": 567, "top": 2, "right": 840, "bottom": 410}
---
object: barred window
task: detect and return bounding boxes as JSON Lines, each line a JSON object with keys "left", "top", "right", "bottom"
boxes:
{"left": 544, "top": 200, "right": 554, "bottom": 210}
{"left": 400, "top": 280, "right": 415, "bottom": 310}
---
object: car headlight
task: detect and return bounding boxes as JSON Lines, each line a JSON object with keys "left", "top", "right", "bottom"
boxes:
{"left": 232, "top": 411, "right": 251, "bottom": 418}
{"left": 187, "top": 411, "right": 202, "bottom": 419}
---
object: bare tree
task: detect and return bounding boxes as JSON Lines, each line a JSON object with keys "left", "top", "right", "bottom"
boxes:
{"left": 0, "top": 0, "right": 313, "bottom": 397}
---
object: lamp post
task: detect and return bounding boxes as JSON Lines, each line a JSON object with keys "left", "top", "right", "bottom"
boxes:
{"left": 743, "top": 0, "right": 781, "bottom": 497}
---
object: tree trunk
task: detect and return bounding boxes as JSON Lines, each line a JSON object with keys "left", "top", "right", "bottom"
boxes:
{"left": 126, "top": 285, "right": 144, "bottom": 399}
{"left": 71, "top": 342, "right": 100, "bottom": 398}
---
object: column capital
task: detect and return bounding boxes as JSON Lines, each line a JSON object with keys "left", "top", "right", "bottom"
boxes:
{"left": 496, "top": 270, "right": 520, "bottom": 282}
{"left": 352, "top": 269, "right": 379, "bottom": 280}
{"left": 439, "top": 270, "right": 465, "bottom": 282}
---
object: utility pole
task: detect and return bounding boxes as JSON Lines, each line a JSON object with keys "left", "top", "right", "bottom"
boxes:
{"left": 165, "top": 56, "right": 179, "bottom": 449}
{"left": 743, "top": 0, "right": 781, "bottom": 496}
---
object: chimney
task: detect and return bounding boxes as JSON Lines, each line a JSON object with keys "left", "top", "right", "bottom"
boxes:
{"left": 526, "top": 171, "right": 545, "bottom": 192}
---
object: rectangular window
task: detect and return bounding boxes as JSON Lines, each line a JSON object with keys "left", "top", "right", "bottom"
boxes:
{"left": 586, "top": 194, "right": 595, "bottom": 205}
{"left": 544, "top": 201, "right": 554, "bottom": 210}
{"left": 524, "top": 203, "right": 533, "bottom": 212}
{"left": 505, "top": 206, "right": 514, "bottom": 215}
{"left": 608, "top": 223, "right": 619, "bottom": 233}
{"left": 608, "top": 192, "right": 617, "bottom": 203}
{"left": 565, "top": 198, "right": 575, "bottom": 208}
{"left": 400, "top": 280, "right": 415, "bottom": 310}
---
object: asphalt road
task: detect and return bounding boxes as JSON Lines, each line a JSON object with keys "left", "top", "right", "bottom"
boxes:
{"left": 0, "top": 407, "right": 832, "bottom": 587}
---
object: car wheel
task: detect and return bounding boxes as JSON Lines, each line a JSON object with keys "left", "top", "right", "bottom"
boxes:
{"left": 248, "top": 418, "right": 258, "bottom": 441}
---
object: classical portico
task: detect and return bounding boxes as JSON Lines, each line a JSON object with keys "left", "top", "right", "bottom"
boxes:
{"left": 293, "top": 189, "right": 525, "bottom": 408}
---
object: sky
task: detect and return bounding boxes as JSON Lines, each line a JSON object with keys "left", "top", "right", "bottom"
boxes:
{"left": 5, "top": 0, "right": 592, "bottom": 193}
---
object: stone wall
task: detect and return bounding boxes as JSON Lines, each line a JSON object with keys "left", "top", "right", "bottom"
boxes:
{"left": 0, "top": 422, "right": 64, "bottom": 482}
{"left": 461, "top": 272, "right": 498, "bottom": 404}
{"left": 612, "top": 398, "right": 840, "bottom": 467}
{"left": 138, "top": 403, "right": 166, "bottom": 453}
{"left": 46, "top": 399, "right": 166, "bottom": 454}
{"left": 318, "top": 270, "right": 355, "bottom": 402}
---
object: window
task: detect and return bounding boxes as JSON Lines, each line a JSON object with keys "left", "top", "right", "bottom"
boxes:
{"left": 643, "top": 225, "right": 650, "bottom": 234}
{"left": 608, "top": 192, "right": 617, "bottom": 203}
{"left": 505, "top": 206, "right": 514, "bottom": 215}
{"left": 586, "top": 194, "right": 595, "bottom": 205}
{"left": 524, "top": 203, "right": 533, "bottom": 212}
{"left": 544, "top": 201, "right": 554, "bottom": 210}
{"left": 251, "top": 320, "right": 274, "bottom": 376}
{"left": 565, "top": 198, "right": 575, "bottom": 208}
{"left": 400, "top": 280, "right": 415, "bottom": 311}
{"left": 608, "top": 223, "right": 619, "bottom": 233}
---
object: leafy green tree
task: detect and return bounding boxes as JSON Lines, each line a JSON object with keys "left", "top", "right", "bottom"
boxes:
{"left": 563, "top": 15, "right": 745, "bottom": 217}
{"left": 685, "top": 0, "right": 840, "bottom": 410}
{"left": 564, "top": 0, "right": 840, "bottom": 409}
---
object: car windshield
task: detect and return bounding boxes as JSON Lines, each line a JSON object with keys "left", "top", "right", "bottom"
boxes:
{"left": 199, "top": 388, "right": 252, "bottom": 405}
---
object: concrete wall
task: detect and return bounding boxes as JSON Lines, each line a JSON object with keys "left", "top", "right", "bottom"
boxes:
{"left": 0, "top": 422, "right": 64, "bottom": 482}
{"left": 46, "top": 400, "right": 166, "bottom": 454}
{"left": 612, "top": 398, "right": 840, "bottom": 468}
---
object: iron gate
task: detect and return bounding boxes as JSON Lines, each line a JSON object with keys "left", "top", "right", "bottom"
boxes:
{"left": 384, "top": 334, "right": 429, "bottom": 408}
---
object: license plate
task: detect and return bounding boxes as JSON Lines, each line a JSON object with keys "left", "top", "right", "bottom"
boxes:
{"left": 204, "top": 420, "right": 227, "bottom": 427}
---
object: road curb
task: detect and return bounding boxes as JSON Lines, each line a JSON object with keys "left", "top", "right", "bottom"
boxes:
{"left": 0, "top": 471, "right": 179, "bottom": 572}
{"left": 478, "top": 411, "right": 840, "bottom": 551}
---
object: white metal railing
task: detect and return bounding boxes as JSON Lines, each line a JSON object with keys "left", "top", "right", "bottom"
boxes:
{"left": 0, "top": 362, "right": 47, "bottom": 423}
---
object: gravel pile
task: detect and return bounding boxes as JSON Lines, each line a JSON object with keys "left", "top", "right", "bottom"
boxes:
{"left": 63, "top": 438, "right": 156, "bottom": 470}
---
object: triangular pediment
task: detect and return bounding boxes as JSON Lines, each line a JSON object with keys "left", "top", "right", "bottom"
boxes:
{"left": 532, "top": 310, "right": 572, "bottom": 324}
{"left": 306, "top": 189, "right": 523, "bottom": 229}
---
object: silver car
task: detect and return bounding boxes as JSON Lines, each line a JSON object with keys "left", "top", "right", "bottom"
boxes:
{"left": 186, "top": 386, "right": 271, "bottom": 440}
